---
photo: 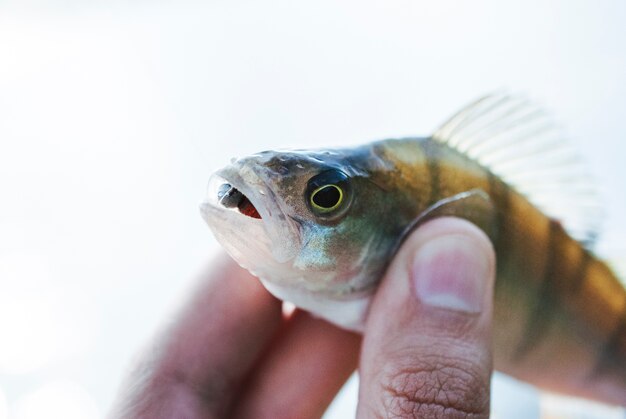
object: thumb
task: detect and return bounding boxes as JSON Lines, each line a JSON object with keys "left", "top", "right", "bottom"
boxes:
{"left": 358, "top": 217, "right": 496, "bottom": 419}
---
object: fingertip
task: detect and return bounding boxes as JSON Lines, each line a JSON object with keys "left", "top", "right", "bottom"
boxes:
{"left": 406, "top": 217, "right": 496, "bottom": 269}
{"left": 408, "top": 217, "right": 496, "bottom": 314}
{"left": 369, "top": 216, "right": 496, "bottom": 327}
{"left": 358, "top": 217, "right": 495, "bottom": 418}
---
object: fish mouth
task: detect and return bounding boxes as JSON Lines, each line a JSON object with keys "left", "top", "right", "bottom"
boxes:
{"left": 215, "top": 183, "right": 262, "bottom": 219}
{"left": 200, "top": 166, "right": 301, "bottom": 264}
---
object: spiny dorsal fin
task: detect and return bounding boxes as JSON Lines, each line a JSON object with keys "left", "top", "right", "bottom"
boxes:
{"left": 432, "top": 92, "right": 603, "bottom": 248}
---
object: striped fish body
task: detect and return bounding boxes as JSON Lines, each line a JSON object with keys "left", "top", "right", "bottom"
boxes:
{"left": 201, "top": 94, "right": 626, "bottom": 406}
{"left": 370, "top": 137, "right": 626, "bottom": 406}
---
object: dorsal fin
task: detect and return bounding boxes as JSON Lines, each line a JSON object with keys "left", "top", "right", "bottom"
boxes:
{"left": 432, "top": 92, "right": 603, "bottom": 248}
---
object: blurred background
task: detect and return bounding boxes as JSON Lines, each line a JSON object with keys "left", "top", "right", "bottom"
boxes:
{"left": 1, "top": 1, "right": 626, "bottom": 418}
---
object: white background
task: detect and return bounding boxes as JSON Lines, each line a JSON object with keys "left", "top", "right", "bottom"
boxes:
{"left": 1, "top": 1, "right": 625, "bottom": 418}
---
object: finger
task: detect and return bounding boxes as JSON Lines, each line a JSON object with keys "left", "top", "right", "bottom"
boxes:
{"left": 233, "top": 310, "right": 361, "bottom": 419}
{"left": 110, "top": 254, "right": 283, "bottom": 419}
{"left": 358, "top": 217, "right": 496, "bottom": 419}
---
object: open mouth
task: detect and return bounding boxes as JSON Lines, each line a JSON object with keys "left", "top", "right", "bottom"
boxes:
{"left": 203, "top": 169, "right": 302, "bottom": 264}
{"left": 217, "top": 183, "right": 262, "bottom": 219}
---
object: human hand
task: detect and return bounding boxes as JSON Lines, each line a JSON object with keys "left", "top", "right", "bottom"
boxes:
{"left": 358, "top": 217, "right": 495, "bottom": 418}
{"left": 110, "top": 217, "right": 495, "bottom": 418}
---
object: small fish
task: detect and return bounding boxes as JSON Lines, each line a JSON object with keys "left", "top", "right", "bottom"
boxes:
{"left": 200, "top": 93, "right": 626, "bottom": 406}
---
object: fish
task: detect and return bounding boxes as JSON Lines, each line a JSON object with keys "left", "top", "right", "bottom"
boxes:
{"left": 200, "top": 93, "right": 626, "bottom": 406}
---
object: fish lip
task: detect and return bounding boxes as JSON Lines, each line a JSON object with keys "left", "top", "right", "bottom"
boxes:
{"left": 201, "top": 165, "right": 302, "bottom": 263}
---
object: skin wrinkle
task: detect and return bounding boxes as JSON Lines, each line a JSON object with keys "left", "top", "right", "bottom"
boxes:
{"left": 359, "top": 218, "right": 494, "bottom": 419}
{"left": 380, "top": 366, "right": 489, "bottom": 419}
{"left": 379, "top": 356, "right": 490, "bottom": 418}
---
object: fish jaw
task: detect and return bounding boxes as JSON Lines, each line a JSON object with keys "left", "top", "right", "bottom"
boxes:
{"left": 200, "top": 165, "right": 302, "bottom": 277}
{"left": 202, "top": 182, "right": 375, "bottom": 330}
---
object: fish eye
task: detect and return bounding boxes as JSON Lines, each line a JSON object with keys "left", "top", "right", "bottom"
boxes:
{"left": 306, "top": 169, "right": 352, "bottom": 218}
{"left": 311, "top": 184, "right": 343, "bottom": 212}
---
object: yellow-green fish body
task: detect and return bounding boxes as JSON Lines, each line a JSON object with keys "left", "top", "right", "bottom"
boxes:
{"left": 201, "top": 94, "right": 626, "bottom": 406}
{"left": 368, "top": 137, "right": 626, "bottom": 405}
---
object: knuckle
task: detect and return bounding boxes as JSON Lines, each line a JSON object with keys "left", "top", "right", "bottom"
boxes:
{"left": 378, "top": 353, "right": 490, "bottom": 419}
{"left": 160, "top": 367, "right": 232, "bottom": 417}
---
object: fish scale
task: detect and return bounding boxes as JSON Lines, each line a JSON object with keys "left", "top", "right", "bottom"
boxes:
{"left": 201, "top": 93, "right": 626, "bottom": 406}
{"left": 380, "top": 136, "right": 626, "bottom": 405}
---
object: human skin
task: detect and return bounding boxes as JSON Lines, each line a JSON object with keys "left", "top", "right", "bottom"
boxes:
{"left": 109, "top": 217, "right": 495, "bottom": 419}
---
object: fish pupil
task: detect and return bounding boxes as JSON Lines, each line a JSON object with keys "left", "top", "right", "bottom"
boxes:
{"left": 313, "top": 185, "right": 340, "bottom": 209}
{"left": 306, "top": 169, "right": 351, "bottom": 217}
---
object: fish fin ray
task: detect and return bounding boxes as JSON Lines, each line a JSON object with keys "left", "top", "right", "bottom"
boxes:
{"left": 432, "top": 92, "right": 604, "bottom": 248}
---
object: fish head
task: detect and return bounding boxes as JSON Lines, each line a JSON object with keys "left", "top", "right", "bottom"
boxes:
{"left": 200, "top": 148, "right": 396, "bottom": 298}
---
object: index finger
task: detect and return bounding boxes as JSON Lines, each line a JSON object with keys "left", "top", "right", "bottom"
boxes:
{"left": 111, "top": 253, "right": 283, "bottom": 418}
